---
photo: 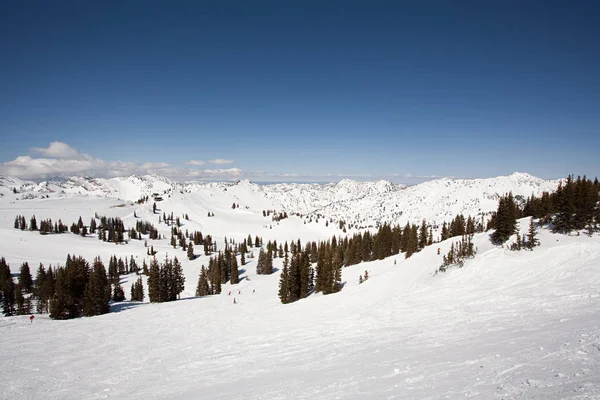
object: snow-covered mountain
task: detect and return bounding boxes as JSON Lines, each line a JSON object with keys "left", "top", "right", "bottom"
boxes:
{"left": 2, "top": 172, "right": 560, "bottom": 228}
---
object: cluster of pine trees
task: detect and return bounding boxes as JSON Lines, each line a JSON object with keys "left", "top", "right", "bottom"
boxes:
{"left": 14, "top": 214, "right": 131, "bottom": 244}
{"left": 130, "top": 276, "right": 145, "bottom": 301}
{"left": 490, "top": 193, "right": 520, "bottom": 244}
{"left": 49, "top": 255, "right": 111, "bottom": 319}
{"left": 439, "top": 214, "right": 483, "bottom": 241}
{"left": 159, "top": 211, "right": 184, "bottom": 227}
{"left": 96, "top": 216, "right": 126, "bottom": 243}
{"left": 14, "top": 215, "right": 69, "bottom": 234}
{"left": 147, "top": 255, "right": 185, "bottom": 302}
{"left": 438, "top": 235, "right": 477, "bottom": 273}
{"left": 256, "top": 248, "right": 274, "bottom": 275}
{"left": 195, "top": 246, "right": 240, "bottom": 296}
{"left": 490, "top": 175, "right": 599, "bottom": 245}
{"left": 169, "top": 226, "right": 215, "bottom": 256}
{"left": 133, "top": 220, "right": 160, "bottom": 239}
{"left": 278, "top": 241, "right": 313, "bottom": 303}
{"left": 508, "top": 218, "right": 539, "bottom": 251}
{"left": 136, "top": 195, "right": 150, "bottom": 204}
{"left": 107, "top": 255, "right": 139, "bottom": 280}
{"left": 1, "top": 254, "right": 149, "bottom": 319}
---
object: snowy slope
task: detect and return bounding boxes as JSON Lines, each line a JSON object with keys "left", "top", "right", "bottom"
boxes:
{"left": 1, "top": 216, "right": 599, "bottom": 399}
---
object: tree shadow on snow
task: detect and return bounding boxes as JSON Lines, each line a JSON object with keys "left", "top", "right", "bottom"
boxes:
{"left": 110, "top": 301, "right": 145, "bottom": 313}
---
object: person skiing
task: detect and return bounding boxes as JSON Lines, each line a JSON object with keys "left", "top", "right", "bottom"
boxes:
{"left": 233, "top": 298, "right": 237, "bottom": 304}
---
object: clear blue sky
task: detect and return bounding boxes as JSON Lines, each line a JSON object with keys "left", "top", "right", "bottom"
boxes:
{"left": 1, "top": 1, "right": 599, "bottom": 182}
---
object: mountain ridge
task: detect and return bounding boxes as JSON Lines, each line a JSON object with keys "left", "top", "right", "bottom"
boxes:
{"left": 0, "top": 172, "right": 561, "bottom": 228}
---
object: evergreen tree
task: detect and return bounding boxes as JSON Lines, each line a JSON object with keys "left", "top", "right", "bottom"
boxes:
{"left": 418, "top": 219, "right": 428, "bottom": 250}
{"left": 526, "top": 217, "right": 539, "bottom": 249}
{"left": 172, "top": 257, "right": 186, "bottom": 300}
{"left": 195, "top": 266, "right": 210, "bottom": 297}
{"left": 49, "top": 268, "right": 71, "bottom": 319}
{"left": 147, "top": 257, "right": 161, "bottom": 302}
{"left": 278, "top": 251, "right": 289, "bottom": 303}
{"left": 83, "top": 257, "right": 110, "bottom": 316}
{"left": 0, "top": 258, "right": 16, "bottom": 316}
{"left": 187, "top": 241, "right": 195, "bottom": 260}
{"left": 15, "top": 283, "right": 25, "bottom": 315}
{"left": 491, "top": 193, "right": 518, "bottom": 244}
{"left": 230, "top": 255, "right": 239, "bottom": 284}
{"left": 19, "top": 262, "right": 33, "bottom": 293}
{"left": 112, "top": 283, "right": 125, "bottom": 301}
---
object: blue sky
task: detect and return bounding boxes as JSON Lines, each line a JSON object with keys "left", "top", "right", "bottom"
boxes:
{"left": 1, "top": 1, "right": 599, "bottom": 182}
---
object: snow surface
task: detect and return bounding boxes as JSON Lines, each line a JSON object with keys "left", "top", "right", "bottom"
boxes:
{"left": 1, "top": 174, "right": 599, "bottom": 399}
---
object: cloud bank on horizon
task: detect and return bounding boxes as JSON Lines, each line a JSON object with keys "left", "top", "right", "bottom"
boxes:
{"left": 0, "top": 141, "right": 470, "bottom": 184}
{"left": 0, "top": 141, "right": 243, "bottom": 181}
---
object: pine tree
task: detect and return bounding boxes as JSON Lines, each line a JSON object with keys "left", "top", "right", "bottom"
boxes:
{"left": 172, "top": 256, "right": 186, "bottom": 300}
{"left": 230, "top": 255, "right": 239, "bottom": 284}
{"left": 526, "top": 217, "right": 539, "bottom": 249}
{"left": 83, "top": 257, "right": 110, "bottom": 316}
{"left": 195, "top": 266, "right": 210, "bottom": 297}
{"left": 187, "top": 241, "right": 195, "bottom": 260}
{"left": 278, "top": 252, "right": 289, "bottom": 303}
{"left": 112, "top": 283, "right": 125, "bottom": 301}
{"left": 491, "top": 193, "right": 518, "bottom": 244}
{"left": 147, "top": 257, "right": 160, "bottom": 302}
{"left": 418, "top": 219, "right": 428, "bottom": 250}
{"left": 49, "top": 268, "right": 71, "bottom": 319}
{"left": 19, "top": 262, "right": 33, "bottom": 293}
{"left": 15, "top": 283, "right": 25, "bottom": 315}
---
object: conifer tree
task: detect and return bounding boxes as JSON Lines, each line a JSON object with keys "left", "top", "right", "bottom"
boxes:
{"left": 29, "top": 215, "right": 37, "bottom": 231}
{"left": 112, "top": 283, "right": 125, "bottom": 301}
{"left": 195, "top": 266, "right": 210, "bottom": 297}
{"left": 172, "top": 257, "right": 186, "bottom": 300}
{"left": 230, "top": 255, "right": 239, "bottom": 284}
{"left": 418, "top": 219, "right": 428, "bottom": 250}
{"left": 49, "top": 268, "right": 71, "bottom": 319}
{"left": 15, "top": 283, "right": 25, "bottom": 315}
{"left": 147, "top": 257, "right": 160, "bottom": 302}
{"left": 0, "top": 258, "right": 15, "bottom": 316}
{"left": 187, "top": 241, "right": 195, "bottom": 260}
{"left": 491, "top": 193, "right": 518, "bottom": 244}
{"left": 526, "top": 217, "right": 539, "bottom": 249}
{"left": 83, "top": 257, "right": 110, "bottom": 316}
{"left": 278, "top": 250, "right": 289, "bottom": 303}
{"left": 19, "top": 262, "right": 33, "bottom": 294}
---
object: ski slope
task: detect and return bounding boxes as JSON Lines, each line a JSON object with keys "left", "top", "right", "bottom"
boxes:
{"left": 1, "top": 204, "right": 600, "bottom": 399}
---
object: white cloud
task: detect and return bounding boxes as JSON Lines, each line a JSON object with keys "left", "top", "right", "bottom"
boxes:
{"left": 207, "top": 159, "right": 234, "bottom": 165}
{"left": 187, "top": 168, "right": 242, "bottom": 179}
{"left": 185, "top": 160, "right": 206, "bottom": 166}
{"left": 31, "top": 141, "right": 83, "bottom": 159}
{"left": 0, "top": 142, "right": 177, "bottom": 180}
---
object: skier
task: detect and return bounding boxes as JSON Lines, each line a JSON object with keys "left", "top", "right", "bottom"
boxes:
{"left": 228, "top": 291, "right": 231, "bottom": 296}
{"left": 29, "top": 315, "right": 34, "bottom": 323}
{"left": 233, "top": 298, "right": 237, "bottom": 304}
